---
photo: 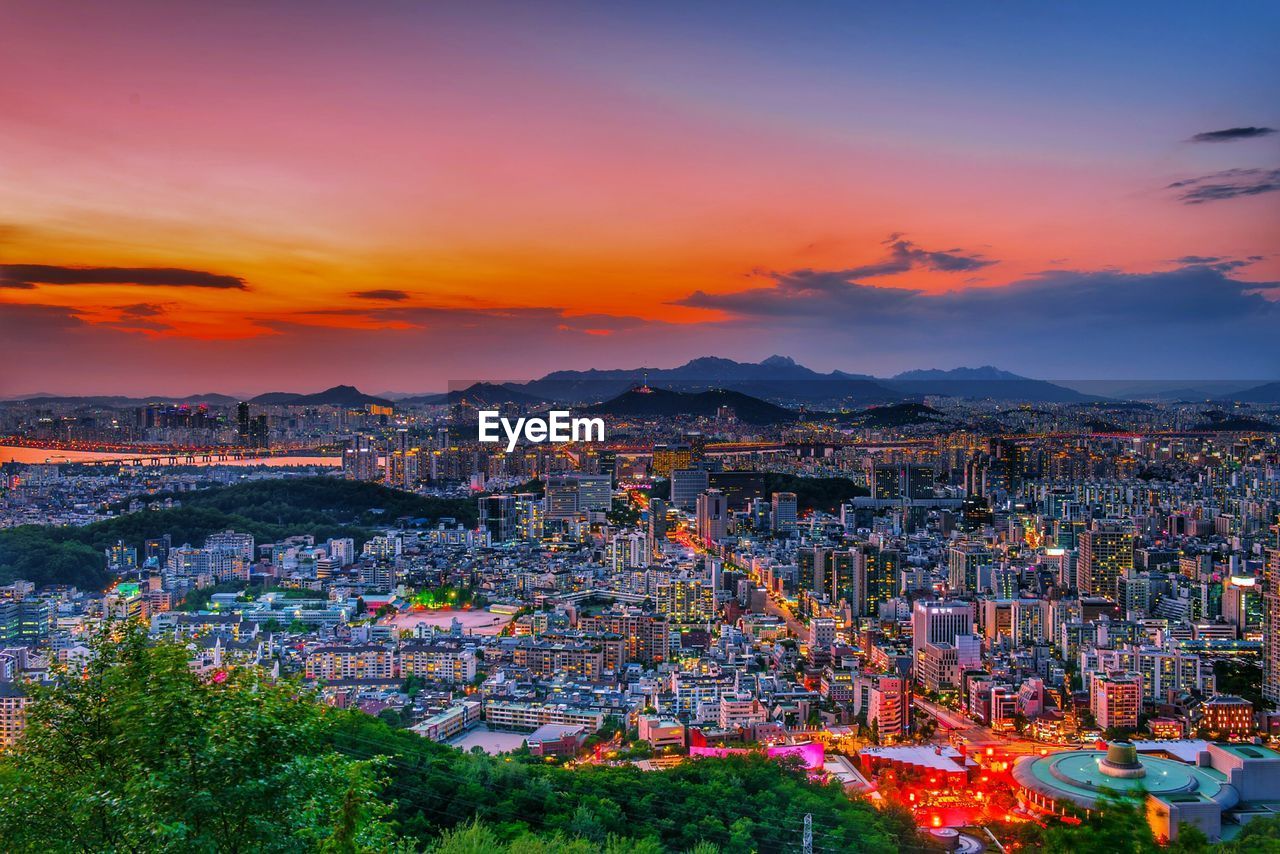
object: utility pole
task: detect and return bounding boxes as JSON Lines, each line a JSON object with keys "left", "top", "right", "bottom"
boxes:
{"left": 802, "top": 813, "right": 812, "bottom": 854}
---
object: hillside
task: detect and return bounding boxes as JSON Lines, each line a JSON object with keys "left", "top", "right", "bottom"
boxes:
{"left": 0, "top": 477, "right": 476, "bottom": 589}
{"left": 845, "top": 402, "right": 947, "bottom": 428}
{"left": 762, "top": 473, "right": 870, "bottom": 513}
{"left": 887, "top": 367, "right": 1093, "bottom": 402}
{"left": 401, "top": 382, "right": 548, "bottom": 407}
{"left": 583, "top": 386, "right": 798, "bottom": 425}
{"left": 522, "top": 356, "right": 901, "bottom": 406}
{"left": 1227, "top": 381, "right": 1280, "bottom": 404}
{"left": 250, "top": 385, "right": 393, "bottom": 407}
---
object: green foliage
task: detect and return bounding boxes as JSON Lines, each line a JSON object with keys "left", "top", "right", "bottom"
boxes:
{"left": 1214, "top": 660, "right": 1266, "bottom": 710}
{"left": 762, "top": 473, "right": 869, "bottom": 514}
{"left": 1041, "top": 793, "right": 1159, "bottom": 853}
{"left": 0, "top": 476, "right": 477, "bottom": 589}
{"left": 424, "top": 820, "right": 665, "bottom": 854}
{"left": 330, "top": 714, "right": 901, "bottom": 853}
{"left": 0, "top": 625, "right": 396, "bottom": 853}
{"left": 1215, "top": 811, "right": 1280, "bottom": 852}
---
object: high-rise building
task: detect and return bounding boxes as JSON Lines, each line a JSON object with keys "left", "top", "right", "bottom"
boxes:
{"left": 911, "top": 600, "right": 975, "bottom": 658}
{"left": 646, "top": 497, "right": 669, "bottom": 557}
{"left": 1263, "top": 548, "right": 1280, "bottom": 704}
{"left": 651, "top": 444, "right": 693, "bottom": 478}
{"left": 515, "top": 493, "right": 545, "bottom": 541}
{"left": 770, "top": 492, "right": 798, "bottom": 534}
{"left": 656, "top": 580, "right": 715, "bottom": 622}
{"left": 1078, "top": 520, "right": 1135, "bottom": 600}
{"left": 948, "top": 542, "right": 993, "bottom": 594}
{"left": 236, "top": 401, "right": 251, "bottom": 446}
{"left": 479, "top": 494, "right": 518, "bottom": 543}
{"left": 545, "top": 473, "right": 612, "bottom": 518}
{"left": 695, "top": 490, "right": 729, "bottom": 546}
{"left": 544, "top": 475, "right": 580, "bottom": 519}
{"left": 869, "top": 463, "right": 935, "bottom": 501}
{"left": 342, "top": 435, "right": 379, "bottom": 481}
{"left": 1091, "top": 670, "right": 1142, "bottom": 731}
{"left": 854, "top": 545, "right": 901, "bottom": 617}
{"left": 670, "top": 468, "right": 709, "bottom": 510}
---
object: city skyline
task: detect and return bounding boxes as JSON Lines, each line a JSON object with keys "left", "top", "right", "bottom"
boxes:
{"left": 2, "top": 1, "right": 1279, "bottom": 394}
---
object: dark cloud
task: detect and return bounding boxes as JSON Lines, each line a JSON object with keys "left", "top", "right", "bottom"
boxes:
{"left": 678, "top": 236, "right": 995, "bottom": 317}
{"left": 0, "top": 264, "right": 247, "bottom": 289}
{"left": 1171, "top": 255, "right": 1258, "bottom": 273}
{"left": 835, "top": 235, "right": 997, "bottom": 278}
{"left": 118, "top": 302, "right": 167, "bottom": 318}
{"left": 1167, "top": 168, "right": 1280, "bottom": 204}
{"left": 670, "top": 263, "right": 1280, "bottom": 376}
{"left": 349, "top": 289, "right": 410, "bottom": 301}
{"left": 1189, "top": 126, "right": 1276, "bottom": 143}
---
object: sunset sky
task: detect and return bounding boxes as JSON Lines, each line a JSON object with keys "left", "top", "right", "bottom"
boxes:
{"left": 2, "top": 1, "right": 1278, "bottom": 395}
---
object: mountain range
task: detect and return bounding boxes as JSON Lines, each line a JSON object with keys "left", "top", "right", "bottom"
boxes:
{"left": 7, "top": 358, "right": 1278, "bottom": 408}
{"left": 582, "top": 386, "right": 799, "bottom": 425}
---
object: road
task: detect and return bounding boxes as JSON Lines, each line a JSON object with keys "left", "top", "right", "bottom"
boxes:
{"left": 913, "top": 696, "right": 1008, "bottom": 746}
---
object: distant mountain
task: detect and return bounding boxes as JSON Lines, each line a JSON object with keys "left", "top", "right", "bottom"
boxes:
{"left": 1225, "top": 381, "right": 1280, "bottom": 404}
{"left": 520, "top": 356, "right": 900, "bottom": 406}
{"left": 1192, "top": 413, "right": 1280, "bottom": 433}
{"left": 1060, "top": 380, "right": 1260, "bottom": 401}
{"left": 7, "top": 393, "right": 239, "bottom": 407}
{"left": 249, "top": 385, "right": 392, "bottom": 407}
{"left": 583, "top": 386, "right": 798, "bottom": 425}
{"left": 892, "top": 366, "right": 1024, "bottom": 382}
{"left": 845, "top": 402, "right": 947, "bottom": 428}
{"left": 401, "top": 382, "right": 548, "bottom": 407}
{"left": 885, "top": 366, "right": 1095, "bottom": 402}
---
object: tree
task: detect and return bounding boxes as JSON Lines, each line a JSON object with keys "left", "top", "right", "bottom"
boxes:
{"left": 1042, "top": 794, "right": 1159, "bottom": 854}
{"left": 0, "top": 624, "right": 395, "bottom": 853}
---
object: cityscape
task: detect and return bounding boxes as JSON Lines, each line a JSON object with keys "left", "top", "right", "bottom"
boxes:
{"left": 2, "top": 363, "right": 1280, "bottom": 850}
{"left": 2, "top": 2, "right": 1279, "bottom": 852}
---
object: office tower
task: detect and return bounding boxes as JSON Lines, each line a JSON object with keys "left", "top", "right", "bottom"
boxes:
{"left": 545, "top": 473, "right": 612, "bottom": 518}
{"left": 1091, "top": 670, "right": 1142, "bottom": 730}
{"left": 1264, "top": 548, "right": 1280, "bottom": 704}
{"left": 651, "top": 443, "right": 693, "bottom": 478}
{"left": 911, "top": 600, "right": 975, "bottom": 658}
{"left": 696, "top": 489, "right": 729, "bottom": 546}
{"left": 798, "top": 547, "right": 823, "bottom": 596}
{"left": 647, "top": 497, "right": 669, "bottom": 557}
{"left": 570, "top": 474, "right": 612, "bottom": 511}
{"left": 854, "top": 545, "right": 901, "bottom": 617}
{"left": 236, "top": 401, "right": 251, "bottom": 446}
{"left": 670, "top": 468, "right": 710, "bottom": 510}
{"left": 544, "top": 475, "right": 580, "bottom": 519}
{"left": 948, "top": 542, "right": 993, "bottom": 594}
{"left": 342, "top": 435, "right": 379, "bottom": 481}
{"left": 479, "top": 494, "right": 518, "bottom": 543}
{"left": 515, "top": 493, "right": 545, "bottom": 541}
{"left": 1078, "top": 520, "right": 1135, "bottom": 600}
{"left": 868, "top": 463, "right": 935, "bottom": 501}
{"left": 770, "top": 492, "right": 798, "bottom": 534}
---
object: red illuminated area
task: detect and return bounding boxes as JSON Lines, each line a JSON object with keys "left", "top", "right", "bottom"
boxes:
{"left": 861, "top": 744, "right": 1030, "bottom": 832}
